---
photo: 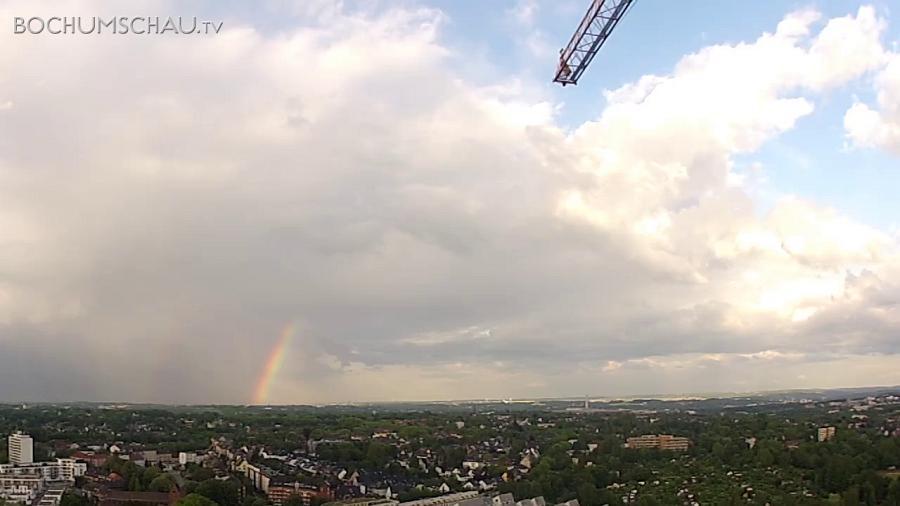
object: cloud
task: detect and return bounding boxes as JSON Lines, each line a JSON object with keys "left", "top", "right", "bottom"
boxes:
{"left": 0, "top": 1, "right": 897, "bottom": 403}
{"left": 845, "top": 51, "right": 900, "bottom": 154}
{"left": 509, "top": 0, "right": 539, "bottom": 27}
{"left": 507, "top": 0, "right": 554, "bottom": 60}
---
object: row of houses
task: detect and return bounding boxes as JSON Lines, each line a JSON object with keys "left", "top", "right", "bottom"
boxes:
{"left": 326, "top": 492, "right": 579, "bottom": 506}
{"left": 235, "top": 455, "right": 334, "bottom": 505}
{"left": 70, "top": 449, "right": 202, "bottom": 469}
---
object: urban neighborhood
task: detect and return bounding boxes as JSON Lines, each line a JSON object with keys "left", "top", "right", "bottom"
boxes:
{"left": 1, "top": 390, "right": 899, "bottom": 505}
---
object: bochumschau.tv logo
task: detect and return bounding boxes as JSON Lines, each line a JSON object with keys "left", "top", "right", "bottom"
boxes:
{"left": 13, "top": 16, "right": 223, "bottom": 35}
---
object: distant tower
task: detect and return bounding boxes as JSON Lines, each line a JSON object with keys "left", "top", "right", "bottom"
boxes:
{"left": 584, "top": 396, "right": 589, "bottom": 410}
{"left": 8, "top": 432, "right": 34, "bottom": 465}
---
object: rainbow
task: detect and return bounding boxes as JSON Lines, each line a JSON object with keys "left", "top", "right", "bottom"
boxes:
{"left": 252, "top": 324, "right": 294, "bottom": 405}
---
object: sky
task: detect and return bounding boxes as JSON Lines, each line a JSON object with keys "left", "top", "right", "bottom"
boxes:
{"left": 1, "top": 0, "right": 900, "bottom": 404}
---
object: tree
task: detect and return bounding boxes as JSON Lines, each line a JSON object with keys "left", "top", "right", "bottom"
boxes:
{"left": 128, "top": 475, "right": 144, "bottom": 492}
{"left": 148, "top": 474, "right": 177, "bottom": 492}
{"left": 143, "top": 466, "right": 161, "bottom": 488}
{"left": 439, "top": 446, "right": 466, "bottom": 470}
{"left": 824, "top": 455, "right": 854, "bottom": 493}
{"left": 105, "top": 455, "right": 125, "bottom": 473}
{"left": 887, "top": 479, "right": 900, "bottom": 506}
{"left": 576, "top": 483, "right": 600, "bottom": 505}
{"left": 185, "top": 464, "right": 215, "bottom": 482}
{"left": 177, "top": 494, "right": 218, "bottom": 506}
{"left": 365, "top": 442, "right": 394, "bottom": 468}
{"left": 60, "top": 494, "right": 90, "bottom": 506}
{"left": 712, "top": 442, "right": 726, "bottom": 462}
{"left": 241, "top": 498, "right": 267, "bottom": 506}
{"left": 757, "top": 448, "right": 775, "bottom": 467}
{"left": 842, "top": 486, "right": 861, "bottom": 506}
{"left": 195, "top": 479, "right": 239, "bottom": 506}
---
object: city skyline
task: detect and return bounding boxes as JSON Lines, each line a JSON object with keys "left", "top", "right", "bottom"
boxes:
{"left": 1, "top": 0, "right": 900, "bottom": 404}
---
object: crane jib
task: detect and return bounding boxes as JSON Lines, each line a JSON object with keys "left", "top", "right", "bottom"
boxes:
{"left": 554, "top": 0, "right": 635, "bottom": 86}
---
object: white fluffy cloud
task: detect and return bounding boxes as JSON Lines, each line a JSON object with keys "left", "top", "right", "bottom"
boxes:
{"left": 0, "top": 1, "right": 897, "bottom": 403}
{"left": 845, "top": 51, "right": 900, "bottom": 154}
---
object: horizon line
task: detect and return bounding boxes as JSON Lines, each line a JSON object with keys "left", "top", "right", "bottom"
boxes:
{"left": 2, "top": 383, "right": 898, "bottom": 408}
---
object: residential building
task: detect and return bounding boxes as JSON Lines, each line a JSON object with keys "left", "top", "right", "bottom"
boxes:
{"left": 324, "top": 499, "right": 398, "bottom": 506}
{"left": 158, "top": 453, "right": 177, "bottom": 464}
{"left": 91, "top": 490, "right": 180, "bottom": 506}
{"left": 0, "top": 471, "right": 43, "bottom": 504}
{"left": 0, "top": 459, "right": 87, "bottom": 482}
{"left": 400, "top": 493, "right": 529, "bottom": 506}
{"left": 398, "top": 494, "right": 572, "bottom": 506}
{"left": 487, "top": 497, "right": 513, "bottom": 506}
{"left": 817, "top": 426, "right": 836, "bottom": 442}
{"left": 9, "top": 433, "right": 34, "bottom": 465}
{"left": 37, "top": 486, "right": 66, "bottom": 506}
{"left": 71, "top": 451, "right": 109, "bottom": 469}
{"left": 142, "top": 450, "right": 158, "bottom": 465}
{"left": 243, "top": 463, "right": 273, "bottom": 493}
{"left": 625, "top": 434, "right": 690, "bottom": 451}
{"left": 514, "top": 498, "right": 545, "bottom": 506}
{"left": 1, "top": 434, "right": 85, "bottom": 505}
{"left": 267, "top": 482, "right": 332, "bottom": 505}
{"left": 178, "top": 452, "right": 198, "bottom": 466}
{"left": 399, "top": 491, "right": 481, "bottom": 506}
{"left": 329, "top": 494, "right": 571, "bottom": 506}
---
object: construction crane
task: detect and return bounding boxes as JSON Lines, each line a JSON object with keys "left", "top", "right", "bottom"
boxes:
{"left": 554, "top": 0, "right": 636, "bottom": 86}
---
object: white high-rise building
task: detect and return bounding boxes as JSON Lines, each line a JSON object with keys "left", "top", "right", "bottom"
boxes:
{"left": 8, "top": 433, "right": 34, "bottom": 465}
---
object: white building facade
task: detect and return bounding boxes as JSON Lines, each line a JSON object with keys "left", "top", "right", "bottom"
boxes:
{"left": 0, "top": 459, "right": 87, "bottom": 482}
{"left": 0, "top": 473, "right": 43, "bottom": 504}
{"left": 8, "top": 433, "right": 34, "bottom": 465}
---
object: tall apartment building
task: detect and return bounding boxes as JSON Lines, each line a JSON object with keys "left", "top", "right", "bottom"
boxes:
{"left": 817, "top": 426, "right": 836, "bottom": 442}
{"left": 9, "top": 433, "right": 34, "bottom": 465}
{"left": 625, "top": 434, "right": 691, "bottom": 451}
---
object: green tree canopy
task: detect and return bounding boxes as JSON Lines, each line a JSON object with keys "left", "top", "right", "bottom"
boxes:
{"left": 148, "top": 474, "right": 177, "bottom": 492}
{"left": 195, "top": 479, "right": 239, "bottom": 506}
{"left": 177, "top": 494, "right": 218, "bottom": 506}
